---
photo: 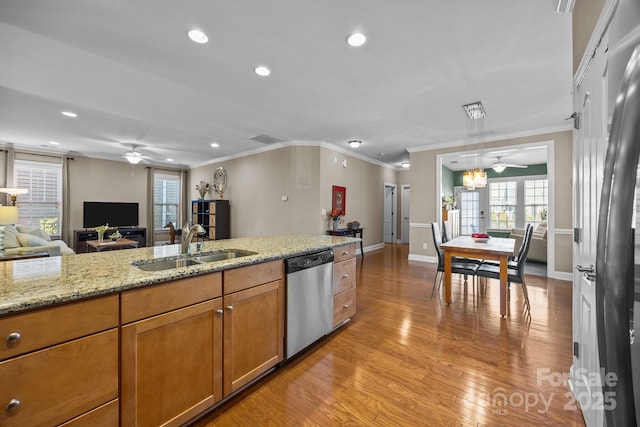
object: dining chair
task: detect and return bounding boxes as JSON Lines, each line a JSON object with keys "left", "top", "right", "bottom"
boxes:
{"left": 475, "top": 224, "right": 533, "bottom": 313}
{"left": 430, "top": 222, "right": 480, "bottom": 298}
{"left": 482, "top": 223, "right": 533, "bottom": 269}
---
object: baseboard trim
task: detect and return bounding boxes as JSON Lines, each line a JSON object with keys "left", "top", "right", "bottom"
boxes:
{"left": 363, "top": 243, "right": 384, "bottom": 255}
{"left": 408, "top": 254, "right": 437, "bottom": 263}
{"left": 549, "top": 271, "right": 573, "bottom": 281}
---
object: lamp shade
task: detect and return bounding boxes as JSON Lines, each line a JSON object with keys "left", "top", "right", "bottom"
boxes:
{"left": 0, "top": 206, "right": 19, "bottom": 225}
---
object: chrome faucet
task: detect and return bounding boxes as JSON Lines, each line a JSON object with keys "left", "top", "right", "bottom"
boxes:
{"left": 181, "top": 224, "right": 205, "bottom": 255}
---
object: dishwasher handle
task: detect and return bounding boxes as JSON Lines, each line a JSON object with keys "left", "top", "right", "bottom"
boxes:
{"left": 286, "top": 250, "right": 334, "bottom": 274}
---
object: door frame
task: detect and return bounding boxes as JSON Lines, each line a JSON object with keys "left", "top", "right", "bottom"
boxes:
{"left": 383, "top": 183, "right": 397, "bottom": 244}
{"left": 436, "top": 140, "right": 556, "bottom": 277}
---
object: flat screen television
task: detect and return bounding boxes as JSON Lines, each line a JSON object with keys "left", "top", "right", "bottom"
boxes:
{"left": 83, "top": 202, "right": 139, "bottom": 229}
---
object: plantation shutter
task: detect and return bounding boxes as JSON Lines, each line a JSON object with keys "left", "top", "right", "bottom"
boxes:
{"left": 14, "top": 157, "right": 63, "bottom": 236}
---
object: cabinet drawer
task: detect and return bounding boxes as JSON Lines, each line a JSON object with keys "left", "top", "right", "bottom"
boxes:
{"left": 333, "top": 244, "right": 356, "bottom": 263}
{"left": 333, "top": 258, "right": 356, "bottom": 295}
{"left": 121, "top": 273, "right": 222, "bottom": 324}
{"left": 224, "top": 260, "right": 283, "bottom": 294}
{"left": 59, "top": 399, "right": 119, "bottom": 427}
{"left": 0, "top": 294, "right": 119, "bottom": 360}
{"left": 0, "top": 329, "right": 119, "bottom": 427}
{"left": 333, "top": 288, "right": 356, "bottom": 327}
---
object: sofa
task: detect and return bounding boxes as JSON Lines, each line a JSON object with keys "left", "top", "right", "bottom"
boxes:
{"left": 3, "top": 225, "right": 75, "bottom": 256}
{"left": 510, "top": 220, "right": 547, "bottom": 263}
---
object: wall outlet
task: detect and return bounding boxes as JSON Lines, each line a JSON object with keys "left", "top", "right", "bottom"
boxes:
{"left": 423, "top": 243, "right": 428, "bottom": 249}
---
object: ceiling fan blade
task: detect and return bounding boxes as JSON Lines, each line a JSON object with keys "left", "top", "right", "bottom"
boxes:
{"left": 504, "top": 164, "right": 528, "bottom": 168}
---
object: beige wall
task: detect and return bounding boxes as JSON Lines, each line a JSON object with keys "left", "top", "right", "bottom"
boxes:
{"left": 191, "top": 144, "right": 397, "bottom": 249}
{"left": 408, "top": 130, "right": 573, "bottom": 274}
{"left": 66, "top": 157, "right": 150, "bottom": 245}
{"left": 572, "top": 0, "right": 607, "bottom": 74}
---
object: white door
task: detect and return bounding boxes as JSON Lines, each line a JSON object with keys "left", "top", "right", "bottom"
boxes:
{"left": 383, "top": 185, "right": 396, "bottom": 243}
{"left": 455, "top": 187, "right": 485, "bottom": 234}
{"left": 571, "top": 24, "right": 609, "bottom": 427}
{"left": 401, "top": 185, "right": 410, "bottom": 244}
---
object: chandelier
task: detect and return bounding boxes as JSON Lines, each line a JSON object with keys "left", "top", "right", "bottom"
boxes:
{"left": 462, "top": 102, "right": 487, "bottom": 190}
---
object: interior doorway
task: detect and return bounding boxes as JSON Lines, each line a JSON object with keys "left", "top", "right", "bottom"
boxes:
{"left": 383, "top": 184, "right": 397, "bottom": 243}
{"left": 401, "top": 185, "right": 410, "bottom": 243}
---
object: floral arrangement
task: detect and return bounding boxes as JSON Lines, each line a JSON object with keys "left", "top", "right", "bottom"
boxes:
{"left": 93, "top": 223, "right": 109, "bottom": 235}
{"left": 196, "top": 180, "right": 210, "bottom": 198}
{"left": 329, "top": 208, "right": 342, "bottom": 221}
{"left": 109, "top": 230, "right": 122, "bottom": 241}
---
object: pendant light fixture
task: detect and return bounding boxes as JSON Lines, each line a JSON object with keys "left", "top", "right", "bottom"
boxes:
{"left": 462, "top": 102, "right": 487, "bottom": 190}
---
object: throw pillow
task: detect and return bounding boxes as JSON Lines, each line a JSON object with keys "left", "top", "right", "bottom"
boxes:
{"left": 16, "top": 233, "right": 50, "bottom": 247}
{"left": 4, "top": 224, "right": 19, "bottom": 236}
{"left": 3, "top": 230, "right": 20, "bottom": 249}
{"left": 16, "top": 226, "right": 51, "bottom": 242}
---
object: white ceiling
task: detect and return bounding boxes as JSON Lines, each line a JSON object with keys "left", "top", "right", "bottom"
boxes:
{"left": 0, "top": 1, "right": 573, "bottom": 169}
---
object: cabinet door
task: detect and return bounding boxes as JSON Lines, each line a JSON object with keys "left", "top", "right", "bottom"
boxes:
{"left": 0, "top": 329, "right": 118, "bottom": 427}
{"left": 223, "top": 280, "right": 284, "bottom": 396}
{"left": 121, "top": 299, "right": 223, "bottom": 427}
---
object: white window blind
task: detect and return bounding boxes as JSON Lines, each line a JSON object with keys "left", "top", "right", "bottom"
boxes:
{"left": 154, "top": 172, "right": 181, "bottom": 230}
{"left": 14, "top": 159, "right": 62, "bottom": 236}
{"left": 524, "top": 179, "right": 548, "bottom": 227}
{"left": 489, "top": 181, "right": 517, "bottom": 229}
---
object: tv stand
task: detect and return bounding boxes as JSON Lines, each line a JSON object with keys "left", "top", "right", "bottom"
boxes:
{"left": 74, "top": 227, "right": 146, "bottom": 252}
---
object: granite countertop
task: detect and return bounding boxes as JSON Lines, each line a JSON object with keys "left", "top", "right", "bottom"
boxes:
{"left": 0, "top": 234, "right": 358, "bottom": 316}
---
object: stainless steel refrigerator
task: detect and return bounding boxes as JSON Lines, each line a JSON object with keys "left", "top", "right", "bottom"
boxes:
{"left": 596, "top": 42, "right": 640, "bottom": 426}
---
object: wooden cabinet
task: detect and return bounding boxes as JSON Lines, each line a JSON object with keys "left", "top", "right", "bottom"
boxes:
{"left": 120, "top": 274, "right": 223, "bottom": 427}
{"left": 74, "top": 227, "right": 146, "bottom": 252}
{"left": 192, "top": 200, "right": 230, "bottom": 240}
{"left": 222, "top": 260, "right": 284, "bottom": 396}
{"left": 0, "top": 295, "right": 119, "bottom": 427}
{"left": 332, "top": 244, "right": 357, "bottom": 327}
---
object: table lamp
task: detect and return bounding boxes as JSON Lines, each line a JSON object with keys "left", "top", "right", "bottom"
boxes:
{"left": 0, "top": 188, "right": 28, "bottom": 206}
{"left": 0, "top": 206, "right": 19, "bottom": 256}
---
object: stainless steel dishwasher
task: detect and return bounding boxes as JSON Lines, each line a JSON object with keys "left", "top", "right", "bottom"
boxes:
{"left": 285, "top": 250, "right": 334, "bottom": 359}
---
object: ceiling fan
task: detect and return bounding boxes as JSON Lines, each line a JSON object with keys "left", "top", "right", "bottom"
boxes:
{"left": 123, "top": 144, "right": 150, "bottom": 164}
{"left": 491, "top": 156, "right": 528, "bottom": 173}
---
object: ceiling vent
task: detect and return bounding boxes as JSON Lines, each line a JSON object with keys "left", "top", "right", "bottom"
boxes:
{"left": 249, "top": 133, "right": 284, "bottom": 144}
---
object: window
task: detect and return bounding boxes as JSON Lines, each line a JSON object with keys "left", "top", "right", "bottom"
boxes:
{"left": 14, "top": 159, "right": 62, "bottom": 236}
{"left": 489, "top": 181, "right": 517, "bottom": 229}
{"left": 154, "top": 172, "right": 181, "bottom": 230}
{"left": 525, "top": 179, "right": 548, "bottom": 227}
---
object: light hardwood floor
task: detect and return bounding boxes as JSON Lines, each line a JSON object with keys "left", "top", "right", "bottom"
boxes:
{"left": 191, "top": 244, "right": 585, "bottom": 426}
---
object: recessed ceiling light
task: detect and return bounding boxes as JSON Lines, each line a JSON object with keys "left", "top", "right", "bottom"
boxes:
{"left": 187, "top": 29, "right": 208, "bottom": 44}
{"left": 61, "top": 111, "right": 77, "bottom": 118}
{"left": 347, "top": 32, "right": 367, "bottom": 47}
{"left": 48, "top": 141, "right": 60, "bottom": 145}
{"left": 401, "top": 162, "right": 410, "bottom": 168}
{"left": 210, "top": 142, "right": 220, "bottom": 148}
{"left": 348, "top": 140, "right": 362, "bottom": 148}
{"left": 166, "top": 158, "right": 173, "bottom": 162}
{"left": 254, "top": 66, "right": 271, "bottom": 77}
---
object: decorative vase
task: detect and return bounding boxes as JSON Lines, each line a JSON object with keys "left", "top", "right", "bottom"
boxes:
{"left": 333, "top": 219, "right": 340, "bottom": 231}
{"left": 97, "top": 231, "right": 104, "bottom": 243}
{"left": 198, "top": 190, "right": 207, "bottom": 200}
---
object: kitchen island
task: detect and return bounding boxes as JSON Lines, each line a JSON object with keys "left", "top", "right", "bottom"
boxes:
{"left": 0, "top": 234, "right": 358, "bottom": 426}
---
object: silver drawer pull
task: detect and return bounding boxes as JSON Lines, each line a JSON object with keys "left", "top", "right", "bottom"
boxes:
{"left": 6, "top": 332, "right": 21, "bottom": 344}
{"left": 343, "top": 304, "right": 350, "bottom": 309}
{"left": 216, "top": 309, "right": 224, "bottom": 315}
{"left": 5, "top": 399, "right": 20, "bottom": 412}
{"left": 226, "top": 305, "right": 234, "bottom": 311}
{"left": 342, "top": 274, "right": 349, "bottom": 279}
{"left": 342, "top": 251, "right": 349, "bottom": 256}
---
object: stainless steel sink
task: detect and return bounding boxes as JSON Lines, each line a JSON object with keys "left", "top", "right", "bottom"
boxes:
{"left": 134, "top": 258, "right": 202, "bottom": 271}
{"left": 133, "top": 249, "right": 257, "bottom": 271}
{"left": 191, "top": 249, "right": 256, "bottom": 263}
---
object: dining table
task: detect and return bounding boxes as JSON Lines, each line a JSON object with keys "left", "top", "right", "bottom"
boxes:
{"left": 440, "top": 236, "right": 516, "bottom": 317}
